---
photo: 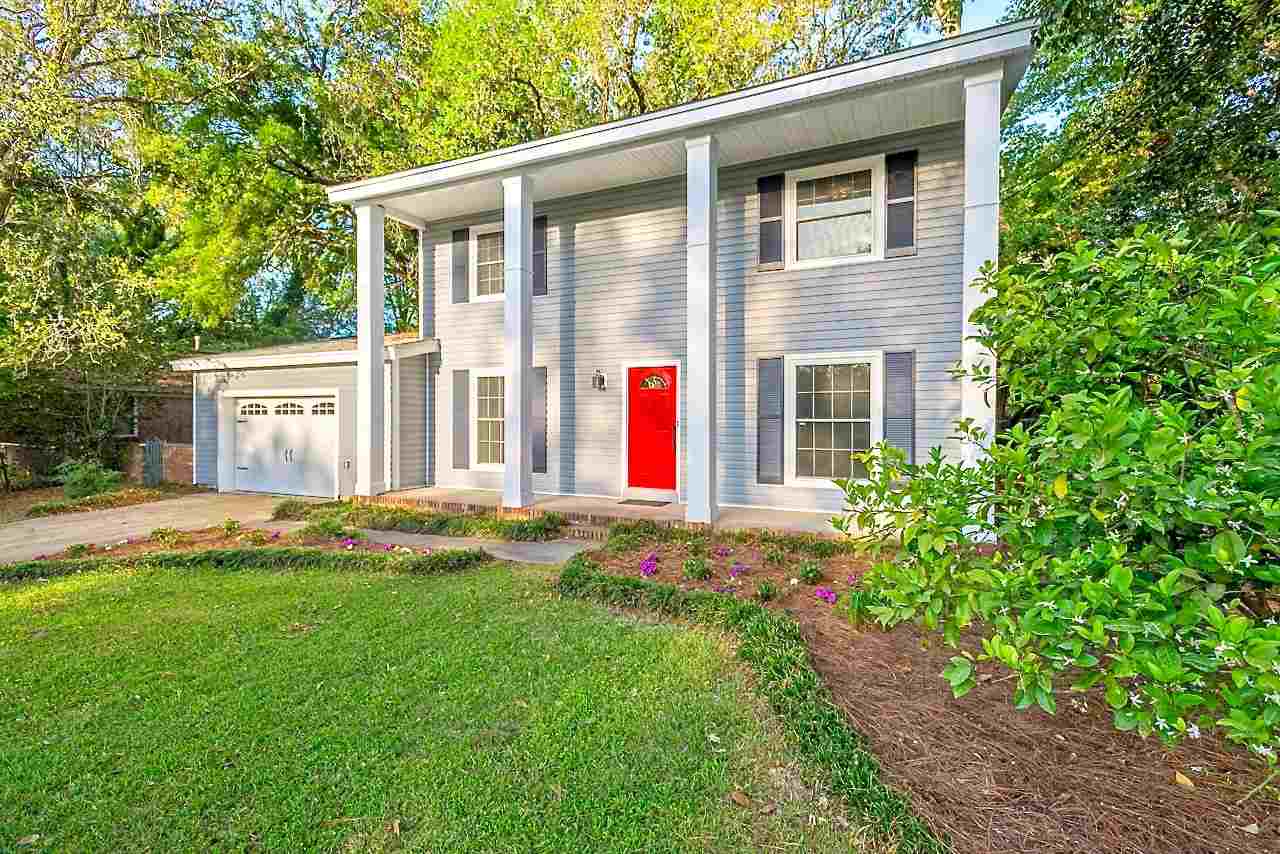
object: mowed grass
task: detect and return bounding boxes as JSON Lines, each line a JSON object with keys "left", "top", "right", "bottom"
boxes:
{"left": 1, "top": 562, "right": 863, "bottom": 852}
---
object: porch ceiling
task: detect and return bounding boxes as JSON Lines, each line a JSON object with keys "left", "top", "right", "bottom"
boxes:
{"left": 327, "top": 21, "right": 1036, "bottom": 227}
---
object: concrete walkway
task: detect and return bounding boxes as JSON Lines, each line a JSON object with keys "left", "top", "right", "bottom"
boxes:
{"left": 357, "top": 529, "right": 591, "bottom": 564}
{"left": 0, "top": 493, "right": 287, "bottom": 564}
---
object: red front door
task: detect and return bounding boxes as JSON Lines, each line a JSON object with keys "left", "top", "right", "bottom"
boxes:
{"left": 627, "top": 366, "right": 677, "bottom": 491}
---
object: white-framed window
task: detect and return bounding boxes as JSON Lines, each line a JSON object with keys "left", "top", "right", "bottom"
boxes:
{"left": 469, "top": 223, "right": 504, "bottom": 301}
{"left": 784, "top": 154, "right": 885, "bottom": 270}
{"left": 784, "top": 351, "right": 883, "bottom": 486}
{"left": 472, "top": 371, "right": 505, "bottom": 470}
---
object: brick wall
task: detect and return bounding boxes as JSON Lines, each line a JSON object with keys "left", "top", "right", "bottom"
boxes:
{"left": 136, "top": 395, "right": 192, "bottom": 444}
{"left": 122, "top": 442, "right": 194, "bottom": 484}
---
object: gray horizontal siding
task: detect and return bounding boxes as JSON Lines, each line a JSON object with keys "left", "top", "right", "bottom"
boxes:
{"left": 427, "top": 122, "right": 966, "bottom": 512}
{"left": 717, "top": 124, "right": 965, "bottom": 512}
{"left": 396, "top": 356, "right": 429, "bottom": 488}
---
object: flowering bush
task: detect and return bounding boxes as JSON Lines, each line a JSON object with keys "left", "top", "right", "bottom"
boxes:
{"left": 797, "top": 560, "right": 824, "bottom": 585}
{"left": 814, "top": 587, "right": 838, "bottom": 605}
{"left": 836, "top": 219, "right": 1280, "bottom": 757}
{"left": 728, "top": 562, "right": 749, "bottom": 580}
{"left": 639, "top": 551, "right": 658, "bottom": 577}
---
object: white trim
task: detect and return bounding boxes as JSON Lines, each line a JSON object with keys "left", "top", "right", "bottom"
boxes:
{"left": 784, "top": 154, "right": 885, "bottom": 270}
{"left": 172, "top": 339, "right": 438, "bottom": 372}
{"left": 191, "top": 380, "right": 198, "bottom": 485}
{"left": 782, "top": 350, "right": 884, "bottom": 490}
{"left": 468, "top": 222, "right": 504, "bottom": 303}
{"left": 214, "top": 387, "right": 343, "bottom": 499}
{"left": 470, "top": 367, "right": 506, "bottom": 472}
{"left": 619, "top": 359, "right": 683, "bottom": 502}
{"left": 326, "top": 22, "right": 1036, "bottom": 205}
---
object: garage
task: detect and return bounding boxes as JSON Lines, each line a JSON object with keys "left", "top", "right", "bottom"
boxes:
{"left": 233, "top": 397, "right": 338, "bottom": 497}
{"left": 176, "top": 334, "right": 435, "bottom": 498}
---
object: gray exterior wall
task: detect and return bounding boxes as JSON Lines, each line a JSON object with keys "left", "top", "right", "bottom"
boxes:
{"left": 426, "top": 123, "right": 964, "bottom": 512}
{"left": 395, "top": 355, "right": 429, "bottom": 488}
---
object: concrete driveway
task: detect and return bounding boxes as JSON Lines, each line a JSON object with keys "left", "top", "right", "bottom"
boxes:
{"left": 0, "top": 493, "right": 291, "bottom": 564}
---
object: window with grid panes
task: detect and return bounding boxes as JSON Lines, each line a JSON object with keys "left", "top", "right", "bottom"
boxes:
{"left": 795, "top": 169, "right": 873, "bottom": 261}
{"left": 475, "top": 231, "right": 504, "bottom": 297}
{"left": 794, "top": 362, "right": 872, "bottom": 479}
{"left": 476, "top": 375, "right": 505, "bottom": 465}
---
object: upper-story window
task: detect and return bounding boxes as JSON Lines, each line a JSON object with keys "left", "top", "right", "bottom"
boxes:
{"left": 784, "top": 155, "right": 884, "bottom": 270}
{"left": 470, "top": 223, "right": 504, "bottom": 301}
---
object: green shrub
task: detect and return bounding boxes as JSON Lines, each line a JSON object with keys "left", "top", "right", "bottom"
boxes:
{"left": 340, "top": 505, "right": 566, "bottom": 541}
{"left": 270, "top": 499, "right": 314, "bottom": 521}
{"left": 149, "top": 527, "right": 187, "bottom": 547}
{"left": 2, "top": 546, "right": 490, "bottom": 583}
{"left": 682, "top": 557, "right": 710, "bottom": 581}
{"left": 555, "top": 557, "right": 941, "bottom": 853}
{"left": 605, "top": 520, "right": 670, "bottom": 553}
{"left": 54, "top": 460, "right": 121, "bottom": 500}
{"left": 796, "top": 560, "right": 824, "bottom": 585}
{"left": 837, "top": 219, "right": 1280, "bottom": 756}
{"left": 63, "top": 543, "right": 90, "bottom": 558}
{"left": 295, "top": 514, "right": 354, "bottom": 541}
{"left": 755, "top": 580, "right": 778, "bottom": 602}
{"left": 763, "top": 544, "right": 787, "bottom": 566}
{"left": 238, "top": 529, "right": 271, "bottom": 546}
{"left": 220, "top": 518, "right": 242, "bottom": 536}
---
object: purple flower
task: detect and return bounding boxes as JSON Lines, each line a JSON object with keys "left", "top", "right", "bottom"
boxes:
{"left": 384, "top": 544, "right": 394, "bottom": 552}
{"left": 815, "top": 587, "right": 838, "bottom": 605}
{"left": 728, "top": 562, "right": 748, "bottom": 579}
{"left": 713, "top": 545, "right": 732, "bottom": 558}
{"left": 712, "top": 584, "right": 732, "bottom": 594}
{"left": 271, "top": 531, "right": 281, "bottom": 540}
{"left": 640, "top": 551, "right": 659, "bottom": 577}
{"left": 847, "top": 574, "right": 858, "bottom": 586}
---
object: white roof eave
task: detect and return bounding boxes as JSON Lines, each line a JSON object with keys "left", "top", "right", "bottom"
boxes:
{"left": 171, "top": 337, "right": 439, "bottom": 372}
{"left": 326, "top": 20, "right": 1037, "bottom": 207}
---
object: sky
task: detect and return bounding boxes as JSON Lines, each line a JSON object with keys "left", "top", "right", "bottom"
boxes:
{"left": 962, "top": 0, "right": 1015, "bottom": 32}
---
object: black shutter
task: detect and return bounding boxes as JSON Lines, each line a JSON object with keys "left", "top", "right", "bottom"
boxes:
{"left": 532, "top": 366, "right": 547, "bottom": 473}
{"left": 533, "top": 216, "right": 548, "bottom": 296}
{"left": 886, "top": 151, "right": 917, "bottom": 257}
{"left": 757, "top": 357, "right": 785, "bottom": 484}
{"left": 451, "top": 228, "right": 469, "bottom": 303}
{"left": 453, "top": 369, "right": 470, "bottom": 469}
{"left": 884, "top": 351, "right": 915, "bottom": 464}
{"left": 757, "top": 174, "right": 784, "bottom": 269}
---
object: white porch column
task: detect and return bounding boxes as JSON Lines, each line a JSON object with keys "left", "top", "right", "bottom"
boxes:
{"left": 355, "top": 202, "right": 386, "bottom": 496}
{"left": 685, "top": 135, "right": 718, "bottom": 523}
{"left": 961, "top": 69, "right": 1002, "bottom": 466}
{"left": 502, "top": 174, "right": 535, "bottom": 508}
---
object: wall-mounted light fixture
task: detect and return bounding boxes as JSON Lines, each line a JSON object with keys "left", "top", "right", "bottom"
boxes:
{"left": 592, "top": 370, "right": 607, "bottom": 392}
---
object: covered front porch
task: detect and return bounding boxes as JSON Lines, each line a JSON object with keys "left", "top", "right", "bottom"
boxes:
{"left": 369, "top": 487, "right": 842, "bottom": 536}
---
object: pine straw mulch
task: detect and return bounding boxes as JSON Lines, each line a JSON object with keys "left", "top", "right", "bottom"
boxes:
{"left": 587, "top": 537, "right": 1280, "bottom": 854}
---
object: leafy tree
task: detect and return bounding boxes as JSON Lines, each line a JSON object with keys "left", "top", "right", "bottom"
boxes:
{"left": 1001, "top": 0, "right": 1280, "bottom": 258}
{"left": 838, "top": 216, "right": 1280, "bottom": 757}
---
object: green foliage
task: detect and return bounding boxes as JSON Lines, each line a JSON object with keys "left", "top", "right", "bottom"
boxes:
{"left": 55, "top": 460, "right": 122, "bottom": 500}
{"left": 220, "top": 518, "right": 242, "bottom": 536}
{"left": 238, "top": 529, "right": 272, "bottom": 547}
{"left": 755, "top": 580, "right": 779, "bottom": 602}
{"left": 270, "top": 499, "right": 317, "bottom": 521}
{"left": 556, "top": 556, "right": 943, "bottom": 853}
{"left": 682, "top": 557, "right": 710, "bottom": 581}
{"left": 342, "top": 504, "right": 566, "bottom": 541}
{"left": 62, "top": 544, "right": 90, "bottom": 559}
{"left": 2, "top": 546, "right": 489, "bottom": 584}
{"left": 1001, "top": 0, "right": 1280, "bottom": 259}
{"left": 797, "top": 560, "right": 825, "bottom": 585}
{"left": 763, "top": 544, "right": 788, "bottom": 566}
{"left": 148, "top": 527, "right": 188, "bottom": 547}
{"left": 841, "top": 586, "right": 888, "bottom": 628}
{"left": 295, "top": 513, "right": 357, "bottom": 542}
{"left": 837, "top": 219, "right": 1280, "bottom": 756}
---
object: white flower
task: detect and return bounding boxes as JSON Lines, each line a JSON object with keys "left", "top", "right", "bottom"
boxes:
{"left": 1250, "top": 744, "right": 1275, "bottom": 759}
{"left": 1185, "top": 497, "right": 1199, "bottom": 509}
{"left": 1187, "top": 724, "right": 1201, "bottom": 739}
{"left": 789, "top": 578, "right": 799, "bottom": 586}
{"left": 1036, "top": 600, "right": 1056, "bottom": 610}
{"left": 1129, "top": 691, "right": 1144, "bottom": 706}
{"left": 1156, "top": 717, "right": 1170, "bottom": 731}
{"left": 1266, "top": 693, "right": 1280, "bottom": 706}
{"left": 1241, "top": 555, "right": 1257, "bottom": 568}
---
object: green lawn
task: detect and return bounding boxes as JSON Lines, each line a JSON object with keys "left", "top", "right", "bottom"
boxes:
{"left": 1, "top": 562, "right": 866, "bottom": 852}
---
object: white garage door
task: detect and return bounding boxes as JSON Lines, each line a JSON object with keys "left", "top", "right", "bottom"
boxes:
{"left": 234, "top": 397, "right": 337, "bottom": 497}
